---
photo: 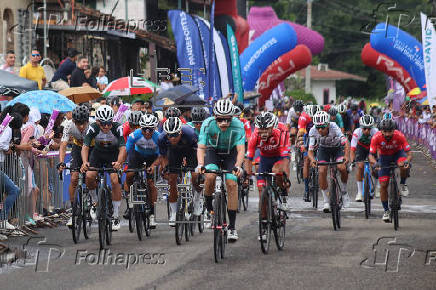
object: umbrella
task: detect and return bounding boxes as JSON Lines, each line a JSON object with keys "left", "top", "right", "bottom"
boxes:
{"left": 0, "top": 70, "right": 39, "bottom": 96}
{"left": 7, "top": 90, "right": 76, "bottom": 114}
{"left": 59, "top": 86, "right": 101, "bottom": 104}
{"left": 156, "top": 98, "right": 175, "bottom": 106}
{"left": 175, "top": 93, "right": 205, "bottom": 105}
{"left": 156, "top": 85, "right": 199, "bottom": 101}
{"left": 102, "top": 77, "right": 158, "bottom": 98}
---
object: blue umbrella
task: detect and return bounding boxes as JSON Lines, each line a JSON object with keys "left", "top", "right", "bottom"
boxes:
{"left": 7, "top": 90, "right": 76, "bottom": 114}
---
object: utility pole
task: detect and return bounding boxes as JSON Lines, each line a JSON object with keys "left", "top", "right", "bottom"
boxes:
{"left": 305, "top": 0, "right": 312, "bottom": 94}
{"left": 43, "top": 0, "right": 47, "bottom": 59}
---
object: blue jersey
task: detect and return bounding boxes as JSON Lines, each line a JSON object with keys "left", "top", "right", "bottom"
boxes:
{"left": 158, "top": 125, "right": 198, "bottom": 156}
{"left": 126, "top": 129, "right": 160, "bottom": 157}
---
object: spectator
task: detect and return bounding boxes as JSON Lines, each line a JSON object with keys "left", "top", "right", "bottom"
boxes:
{"left": 70, "top": 56, "right": 90, "bottom": 87}
{"left": 19, "top": 49, "right": 46, "bottom": 89}
{"left": 50, "top": 48, "right": 79, "bottom": 90}
{"left": 422, "top": 105, "right": 432, "bottom": 124}
{"left": 0, "top": 50, "right": 16, "bottom": 74}
{"left": 83, "top": 67, "right": 97, "bottom": 88}
{"left": 131, "top": 99, "right": 144, "bottom": 111}
{"left": 143, "top": 100, "right": 153, "bottom": 114}
{"left": 96, "top": 66, "right": 109, "bottom": 91}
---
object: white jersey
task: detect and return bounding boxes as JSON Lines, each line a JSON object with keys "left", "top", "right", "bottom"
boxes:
{"left": 286, "top": 107, "right": 298, "bottom": 124}
{"left": 350, "top": 127, "right": 378, "bottom": 150}
{"left": 308, "top": 122, "right": 345, "bottom": 150}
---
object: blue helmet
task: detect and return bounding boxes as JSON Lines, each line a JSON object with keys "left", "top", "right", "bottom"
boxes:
{"left": 383, "top": 112, "right": 393, "bottom": 120}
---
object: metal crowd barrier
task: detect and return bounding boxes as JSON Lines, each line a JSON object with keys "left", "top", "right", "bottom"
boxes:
{"left": 0, "top": 151, "right": 66, "bottom": 229}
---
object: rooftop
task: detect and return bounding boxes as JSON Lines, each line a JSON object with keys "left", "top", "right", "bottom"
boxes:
{"left": 296, "top": 64, "right": 366, "bottom": 82}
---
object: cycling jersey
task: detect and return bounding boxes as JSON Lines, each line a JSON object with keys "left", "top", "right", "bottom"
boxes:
{"left": 186, "top": 121, "right": 200, "bottom": 136}
{"left": 246, "top": 127, "right": 290, "bottom": 160}
{"left": 334, "top": 113, "right": 344, "bottom": 129}
{"left": 286, "top": 107, "right": 299, "bottom": 127}
{"left": 122, "top": 122, "right": 134, "bottom": 143}
{"left": 198, "top": 116, "right": 245, "bottom": 152}
{"left": 347, "top": 110, "right": 364, "bottom": 128}
{"left": 239, "top": 117, "right": 252, "bottom": 141}
{"left": 83, "top": 122, "right": 125, "bottom": 152}
{"left": 158, "top": 125, "right": 198, "bottom": 156}
{"left": 61, "top": 120, "right": 93, "bottom": 147}
{"left": 369, "top": 130, "right": 410, "bottom": 156}
{"left": 341, "top": 113, "right": 352, "bottom": 132}
{"left": 308, "top": 122, "right": 346, "bottom": 151}
{"left": 298, "top": 111, "right": 312, "bottom": 134}
{"left": 351, "top": 127, "right": 378, "bottom": 151}
{"left": 126, "top": 128, "right": 160, "bottom": 157}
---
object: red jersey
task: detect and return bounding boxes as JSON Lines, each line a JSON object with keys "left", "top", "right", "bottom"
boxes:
{"left": 247, "top": 127, "right": 290, "bottom": 159}
{"left": 369, "top": 130, "right": 410, "bottom": 156}
{"left": 298, "top": 112, "right": 312, "bottom": 133}
{"left": 323, "top": 104, "right": 331, "bottom": 112}
{"left": 123, "top": 122, "right": 133, "bottom": 143}
{"left": 239, "top": 117, "right": 252, "bottom": 141}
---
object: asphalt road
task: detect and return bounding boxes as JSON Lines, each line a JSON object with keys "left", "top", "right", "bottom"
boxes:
{"left": 1, "top": 150, "right": 436, "bottom": 290}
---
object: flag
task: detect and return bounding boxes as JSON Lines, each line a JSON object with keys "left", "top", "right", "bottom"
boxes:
{"left": 421, "top": 12, "right": 436, "bottom": 107}
{"left": 227, "top": 24, "right": 244, "bottom": 104}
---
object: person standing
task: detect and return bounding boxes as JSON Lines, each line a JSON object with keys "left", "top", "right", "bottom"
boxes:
{"left": 1, "top": 50, "right": 16, "bottom": 73}
{"left": 70, "top": 56, "right": 90, "bottom": 87}
{"left": 51, "top": 48, "right": 79, "bottom": 90}
{"left": 19, "top": 49, "right": 46, "bottom": 89}
{"left": 96, "top": 66, "right": 108, "bottom": 91}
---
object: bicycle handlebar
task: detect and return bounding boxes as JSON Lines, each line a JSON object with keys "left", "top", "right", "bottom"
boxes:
{"left": 317, "top": 161, "right": 345, "bottom": 166}
{"left": 203, "top": 169, "right": 233, "bottom": 174}
{"left": 87, "top": 167, "right": 120, "bottom": 173}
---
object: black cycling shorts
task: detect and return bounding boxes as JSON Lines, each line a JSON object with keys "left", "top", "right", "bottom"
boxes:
{"left": 354, "top": 144, "right": 370, "bottom": 162}
{"left": 127, "top": 149, "right": 157, "bottom": 169}
{"left": 167, "top": 146, "right": 197, "bottom": 173}
{"left": 71, "top": 144, "right": 86, "bottom": 169}
{"left": 204, "top": 147, "right": 237, "bottom": 172}
{"left": 89, "top": 149, "right": 118, "bottom": 168}
{"left": 317, "top": 146, "right": 345, "bottom": 163}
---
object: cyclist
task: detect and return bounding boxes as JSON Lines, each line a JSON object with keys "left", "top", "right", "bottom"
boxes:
{"left": 58, "top": 105, "right": 96, "bottom": 227}
{"left": 156, "top": 117, "right": 201, "bottom": 226}
{"left": 308, "top": 111, "right": 350, "bottom": 213}
{"left": 124, "top": 114, "right": 160, "bottom": 228}
{"left": 287, "top": 100, "right": 304, "bottom": 170}
{"left": 235, "top": 104, "right": 252, "bottom": 142}
{"left": 245, "top": 112, "right": 290, "bottom": 210}
{"left": 350, "top": 115, "right": 379, "bottom": 202}
{"left": 369, "top": 119, "right": 412, "bottom": 222}
{"left": 328, "top": 106, "right": 344, "bottom": 132}
{"left": 197, "top": 98, "right": 245, "bottom": 242}
{"left": 338, "top": 103, "right": 352, "bottom": 138}
{"left": 296, "top": 104, "right": 320, "bottom": 202}
{"left": 122, "top": 110, "right": 143, "bottom": 142}
{"left": 187, "top": 106, "right": 208, "bottom": 136}
{"left": 81, "top": 105, "right": 126, "bottom": 231}
{"left": 348, "top": 104, "right": 364, "bottom": 132}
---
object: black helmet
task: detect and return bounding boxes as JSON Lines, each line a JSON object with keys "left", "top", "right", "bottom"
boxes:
{"left": 328, "top": 107, "right": 338, "bottom": 116}
{"left": 191, "top": 107, "right": 208, "bottom": 122}
{"left": 72, "top": 105, "right": 89, "bottom": 122}
{"left": 293, "top": 100, "right": 304, "bottom": 112}
{"left": 351, "top": 104, "right": 358, "bottom": 111}
{"left": 378, "top": 119, "right": 396, "bottom": 131}
{"left": 255, "top": 112, "right": 276, "bottom": 129}
{"left": 165, "top": 107, "right": 181, "bottom": 118}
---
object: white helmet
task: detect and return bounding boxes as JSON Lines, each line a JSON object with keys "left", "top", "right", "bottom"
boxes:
{"left": 213, "top": 99, "right": 233, "bottom": 116}
{"left": 312, "top": 111, "right": 330, "bottom": 126}
{"left": 359, "top": 115, "right": 374, "bottom": 128}
{"left": 128, "top": 111, "right": 143, "bottom": 125}
{"left": 337, "top": 103, "right": 347, "bottom": 114}
{"left": 140, "top": 113, "right": 159, "bottom": 128}
{"left": 307, "top": 104, "right": 320, "bottom": 117}
{"left": 254, "top": 111, "right": 276, "bottom": 129}
{"left": 163, "top": 117, "right": 182, "bottom": 134}
{"left": 95, "top": 105, "right": 114, "bottom": 122}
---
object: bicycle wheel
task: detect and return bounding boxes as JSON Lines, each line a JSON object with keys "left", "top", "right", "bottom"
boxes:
{"left": 213, "top": 193, "right": 222, "bottom": 263}
{"left": 105, "top": 190, "right": 112, "bottom": 246}
{"left": 220, "top": 193, "right": 227, "bottom": 259}
{"left": 330, "top": 180, "right": 338, "bottom": 231}
{"left": 259, "top": 187, "right": 272, "bottom": 254}
{"left": 243, "top": 186, "right": 249, "bottom": 211}
{"left": 135, "top": 205, "right": 143, "bottom": 240}
{"left": 128, "top": 207, "right": 135, "bottom": 233}
{"left": 71, "top": 187, "right": 82, "bottom": 244}
{"left": 97, "top": 189, "right": 107, "bottom": 249}
{"left": 83, "top": 192, "right": 93, "bottom": 239}
{"left": 296, "top": 155, "right": 302, "bottom": 184}
{"left": 274, "top": 206, "right": 286, "bottom": 250}
{"left": 175, "top": 199, "right": 184, "bottom": 245}
{"left": 144, "top": 210, "right": 151, "bottom": 237}
{"left": 237, "top": 184, "right": 242, "bottom": 213}
{"left": 311, "top": 171, "right": 319, "bottom": 209}
{"left": 198, "top": 211, "right": 204, "bottom": 233}
{"left": 364, "top": 173, "right": 371, "bottom": 219}
{"left": 390, "top": 179, "right": 400, "bottom": 230}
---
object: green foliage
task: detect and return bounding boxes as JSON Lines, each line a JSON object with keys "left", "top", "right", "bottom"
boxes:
{"left": 286, "top": 89, "right": 317, "bottom": 104}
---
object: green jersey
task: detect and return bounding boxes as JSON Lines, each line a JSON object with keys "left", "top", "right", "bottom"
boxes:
{"left": 198, "top": 116, "right": 245, "bottom": 152}
{"left": 186, "top": 121, "right": 200, "bottom": 136}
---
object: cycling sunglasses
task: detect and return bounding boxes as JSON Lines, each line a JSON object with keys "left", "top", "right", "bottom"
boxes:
{"left": 216, "top": 117, "right": 231, "bottom": 124}
{"left": 32, "top": 53, "right": 40, "bottom": 57}
{"left": 142, "top": 127, "right": 154, "bottom": 133}
{"left": 99, "top": 121, "right": 112, "bottom": 127}
{"left": 167, "top": 132, "right": 180, "bottom": 138}
{"left": 315, "top": 124, "right": 328, "bottom": 129}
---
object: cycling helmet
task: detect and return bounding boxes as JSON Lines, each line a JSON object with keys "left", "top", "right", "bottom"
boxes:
{"left": 254, "top": 111, "right": 276, "bottom": 129}
{"left": 383, "top": 112, "right": 393, "bottom": 120}
{"left": 139, "top": 113, "right": 159, "bottom": 128}
{"left": 328, "top": 107, "right": 338, "bottom": 116}
{"left": 307, "top": 104, "right": 320, "bottom": 117}
{"left": 351, "top": 104, "right": 359, "bottom": 111}
{"left": 232, "top": 105, "right": 242, "bottom": 116}
{"left": 312, "top": 111, "right": 330, "bottom": 127}
{"left": 95, "top": 105, "right": 114, "bottom": 122}
{"left": 163, "top": 117, "right": 182, "bottom": 134}
{"left": 165, "top": 107, "right": 181, "bottom": 118}
{"left": 359, "top": 114, "right": 374, "bottom": 128}
{"left": 293, "top": 100, "right": 304, "bottom": 112}
{"left": 213, "top": 98, "right": 233, "bottom": 116}
{"left": 191, "top": 107, "right": 208, "bottom": 122}
{"left": 337, "top": 103, "right": 347, "bottom": 114}
{"left": 128, "top": 111, "right": 143, "bottom": 126}
{"left": 378, "top": 118, "right": 396, "bottom": 131}
{"left": 72, "top": 105, "right": 89, "bottom": 122}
